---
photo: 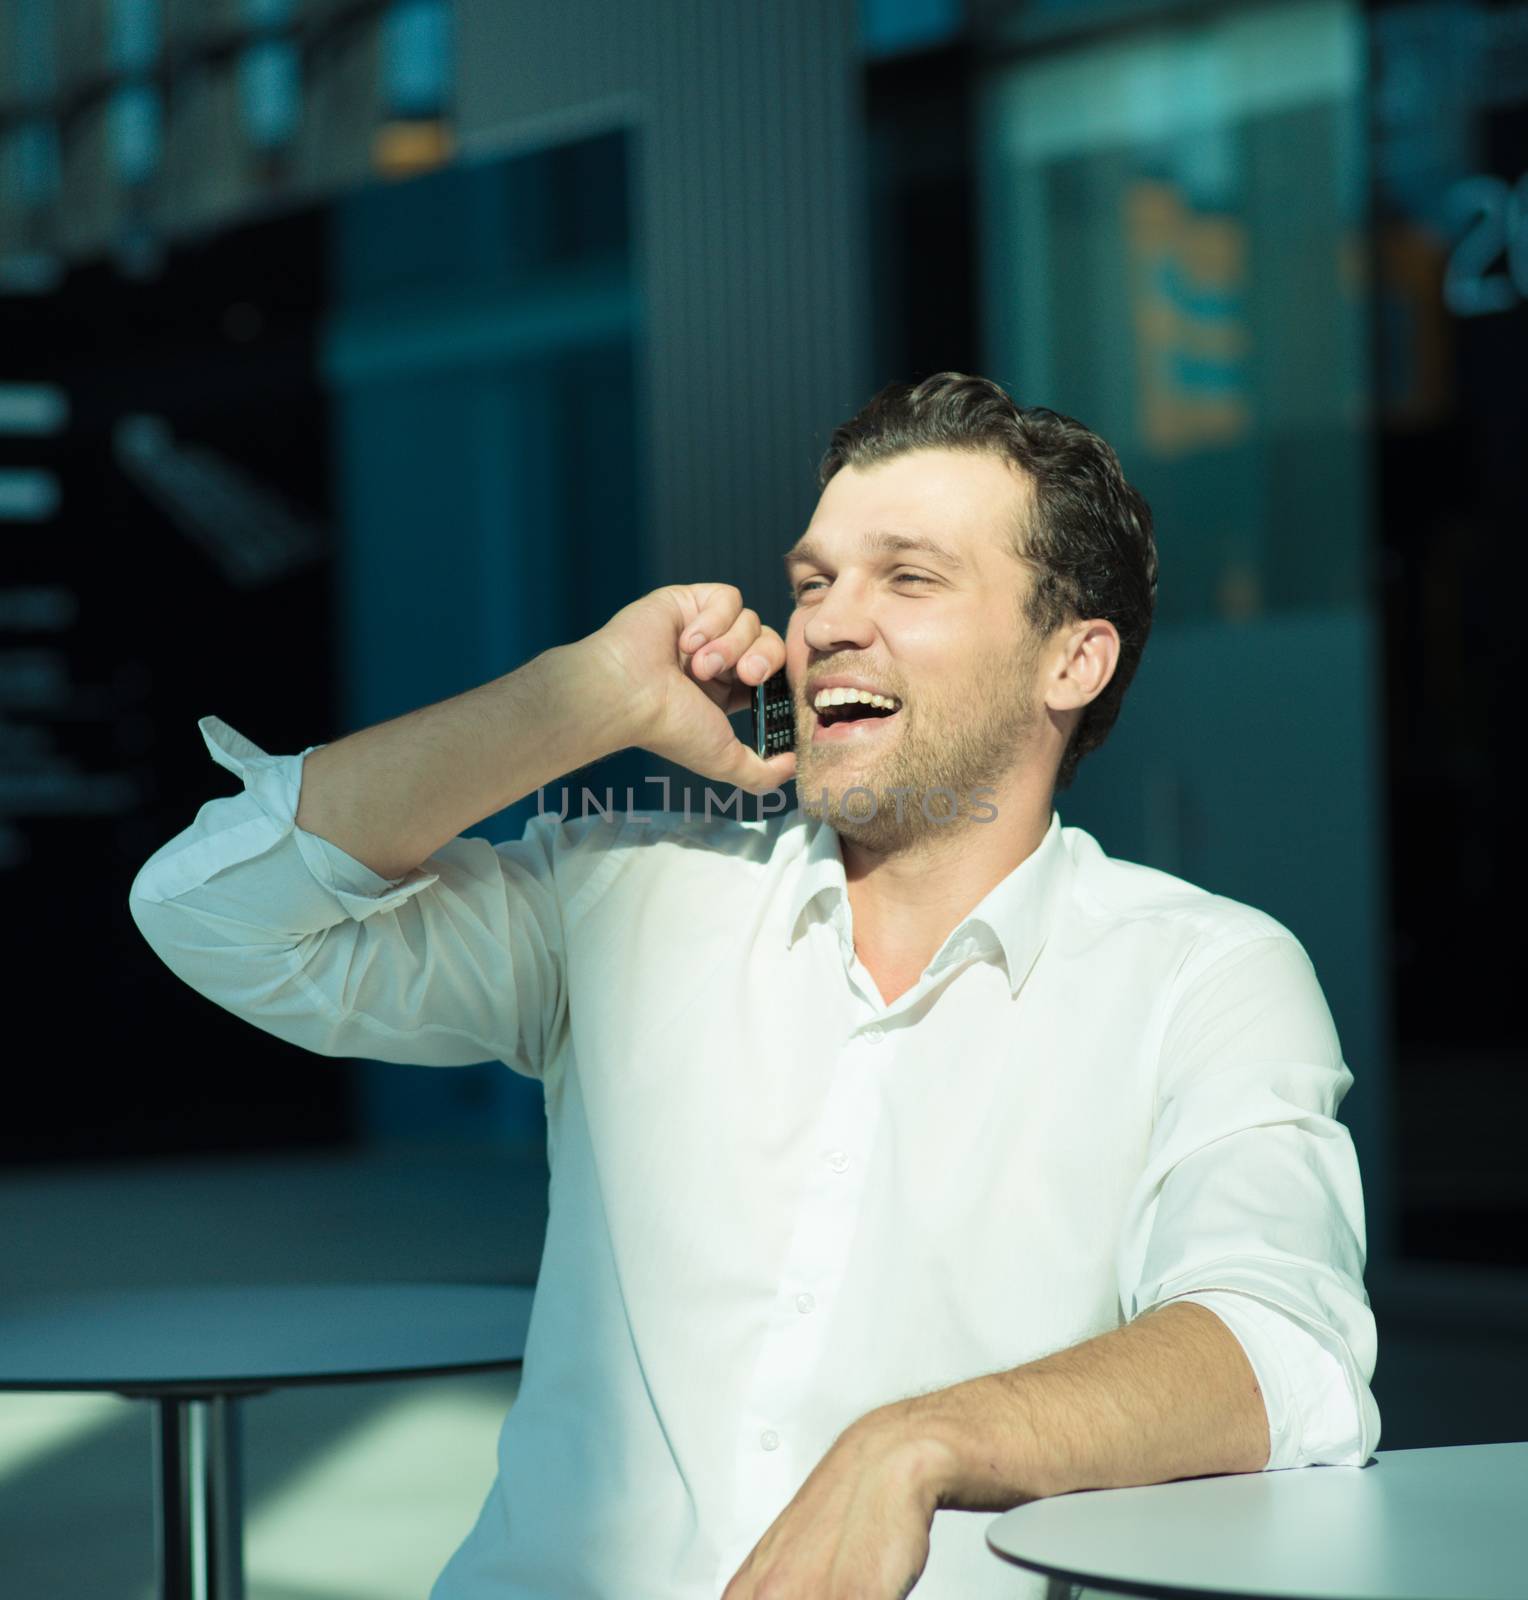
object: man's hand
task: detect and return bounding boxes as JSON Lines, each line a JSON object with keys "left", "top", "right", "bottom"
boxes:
{"left": 586, "top": 581, "right": 798, "bottom": 794}
{"left": 721, "top": 1413, "right": 941, "bottom": 1600}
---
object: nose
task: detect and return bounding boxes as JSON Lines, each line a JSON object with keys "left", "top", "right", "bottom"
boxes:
{"left": 802, "top": 580, "right": 877, "bottom": 655}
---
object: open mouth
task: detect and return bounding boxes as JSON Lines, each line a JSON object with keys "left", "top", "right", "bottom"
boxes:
{"left": 810, "top": 691, "right": 904, "bottom": 742}
{"left": 808, "top": 685, "right": 904, "bottom": 744}
{"left": 816, "top": 701, "right": 899, "bottom": 728}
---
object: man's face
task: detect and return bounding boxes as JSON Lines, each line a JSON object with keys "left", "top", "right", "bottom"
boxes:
{"left": 782, "top": 447, "right": 1052, "bottom": 852}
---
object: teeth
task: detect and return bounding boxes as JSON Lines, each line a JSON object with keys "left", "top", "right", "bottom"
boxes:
{"left": 813, "top": 687, "right": 901, "bottom": 712}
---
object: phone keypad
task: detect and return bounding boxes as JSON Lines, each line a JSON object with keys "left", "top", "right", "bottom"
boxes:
{"left": 753, "top": 668, "right": 795, "bottom": 757}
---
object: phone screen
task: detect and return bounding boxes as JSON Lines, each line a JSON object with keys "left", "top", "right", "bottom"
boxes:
{"left": 751, "top": 666, "right": 795, "bottom": 758}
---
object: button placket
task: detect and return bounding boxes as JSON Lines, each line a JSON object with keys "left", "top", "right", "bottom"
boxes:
{"left": 728, "top": 1025, "right": 886, "bottom": 1546}
{"left": 729, "top": 985, "right": 896, "bottom": 1548}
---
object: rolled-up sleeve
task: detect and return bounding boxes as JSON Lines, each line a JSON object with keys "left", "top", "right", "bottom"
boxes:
{"left": 128, "top": 715, "right": 618, "bottom": 1080}
{"left": 1115, "top": 933, "right": 1381, "bottom": 1470}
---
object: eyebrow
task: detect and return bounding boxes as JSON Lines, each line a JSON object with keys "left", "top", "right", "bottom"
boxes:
{"left": 781, "top": 529, "right": 969, "bottom": 580}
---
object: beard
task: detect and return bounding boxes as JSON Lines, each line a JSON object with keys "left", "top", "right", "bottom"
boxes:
{"left": 793, "top": 639, "right": 1045, "bottom": 855}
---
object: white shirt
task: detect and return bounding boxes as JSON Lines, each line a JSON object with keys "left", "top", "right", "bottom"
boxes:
{"left": 129, "top": 716, "right": 1382, "bottom": 1600}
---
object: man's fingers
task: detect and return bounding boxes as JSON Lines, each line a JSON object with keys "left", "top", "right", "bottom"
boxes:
{"left": 689, "top": 606, "right": 761, "bottom": 682}
{"left": 740, "top": 624, "right": 787, "bottom": 682}
{"left": 680, "top": 597, "right": 787, "bottom": 683}
{"left": 714, "top": 624, "right": 789, "bottom": 715}
{"left": 677, "top": 583, "right": 744, "bottom": 659}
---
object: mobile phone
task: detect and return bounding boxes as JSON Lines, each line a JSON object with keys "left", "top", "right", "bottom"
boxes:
{"left": 751, "top": 666, "right": 796, "bottom": 758}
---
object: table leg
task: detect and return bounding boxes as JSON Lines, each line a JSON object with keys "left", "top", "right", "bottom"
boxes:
{"left": 152, "top": 1395, "right": 245, "bottom": 1600}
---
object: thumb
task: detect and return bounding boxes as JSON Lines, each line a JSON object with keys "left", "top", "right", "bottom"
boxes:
{"left": 700, "top": 742, "right": 798, "bottom": 799}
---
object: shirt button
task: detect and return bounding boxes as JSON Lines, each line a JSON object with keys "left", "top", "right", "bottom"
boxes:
{"left": 761, "top": 1429, "right": 780, "bottom": 1451}
{"left": 795, "top": 1292, "right": 815, "bottom": 1314}
{"left": 827, "top": 1150, "right": 849, "bottom": 1173}
{"left": 862, "top": 1025, "right": 884, "bottom": 1045}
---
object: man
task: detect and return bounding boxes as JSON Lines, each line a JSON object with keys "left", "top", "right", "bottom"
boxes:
{"left": 130, "top": 373, "right": 1379, "bottom": 1599}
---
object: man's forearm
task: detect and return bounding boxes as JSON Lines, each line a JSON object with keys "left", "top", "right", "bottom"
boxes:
{"left": 868, "top": 1300, "right": 1270, "bottom": 1511}
{"left": 294, "top": 640, "right": 628, "bottom": 882}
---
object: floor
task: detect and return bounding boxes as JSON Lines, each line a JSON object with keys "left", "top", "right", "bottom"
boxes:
{"left": 3, "top": 1138, "right": 1527, "bottom": 1599}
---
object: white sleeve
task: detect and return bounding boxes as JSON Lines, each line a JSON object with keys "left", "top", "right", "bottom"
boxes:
{"left": 1167, "top": 1288, "right": 1370, "bottom": 1469}
{"left": 1117, "top": 934, "right": 1382, "bottom": 1471}
{"left": 128, "top": 715, "right": 622, "bottom": 1080}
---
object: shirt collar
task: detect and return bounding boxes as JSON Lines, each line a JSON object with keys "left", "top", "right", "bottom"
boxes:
{"left": 784, "top": 806, "right": 1069, "bottom": 999}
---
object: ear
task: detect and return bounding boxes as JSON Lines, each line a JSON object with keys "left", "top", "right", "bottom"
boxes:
{"left": 1046, "top": 619, "right": 1120, "bottom": 713}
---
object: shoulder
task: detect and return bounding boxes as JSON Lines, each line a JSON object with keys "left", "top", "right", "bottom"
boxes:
{"left": 1058, "top": 821, "right": 1304, "bottom": 978}
{"left": 1058, "top": 825, "right": 1344, "bottom": 1087}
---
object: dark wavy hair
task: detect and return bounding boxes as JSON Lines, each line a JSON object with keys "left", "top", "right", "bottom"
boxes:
{"left": 817, "top": 372, "right": 1158, "bottom": 793}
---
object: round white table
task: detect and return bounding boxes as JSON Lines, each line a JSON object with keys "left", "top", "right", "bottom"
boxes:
{"left": 987, "top": 1441, "right": 1528, "bottom": 1600}
{"left": 0, "top": 1283, "right": 533, "bottom": 1600}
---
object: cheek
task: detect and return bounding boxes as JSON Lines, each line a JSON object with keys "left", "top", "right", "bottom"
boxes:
{"left": 784, "top": 618, "right": 808, "bottom": 674}
{"left": 878, "top": 619, "right": 953, "bottom": 678}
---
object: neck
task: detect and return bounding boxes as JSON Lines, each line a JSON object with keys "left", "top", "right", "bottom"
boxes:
{"left": 840, "top": 773, "right": 1054, "bottom": 972}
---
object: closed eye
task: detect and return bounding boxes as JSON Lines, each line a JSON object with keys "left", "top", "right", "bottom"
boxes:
{"left": 794, "top": 573, "right": 934, "bottom": 597}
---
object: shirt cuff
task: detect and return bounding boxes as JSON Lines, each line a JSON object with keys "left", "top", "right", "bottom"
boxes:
{"left": 133, "top": 716, "right": 438, "bottom": 928}
{"left": 195, "top": 714, "right": 441, "bottom": 921}
{"left": 1163, "top": 1289, "right": 1362, "bottom": 1471}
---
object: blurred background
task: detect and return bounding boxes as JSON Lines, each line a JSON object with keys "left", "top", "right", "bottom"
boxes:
{"left": 1, "top": 0, "right": 1524, "bottom": 1594}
